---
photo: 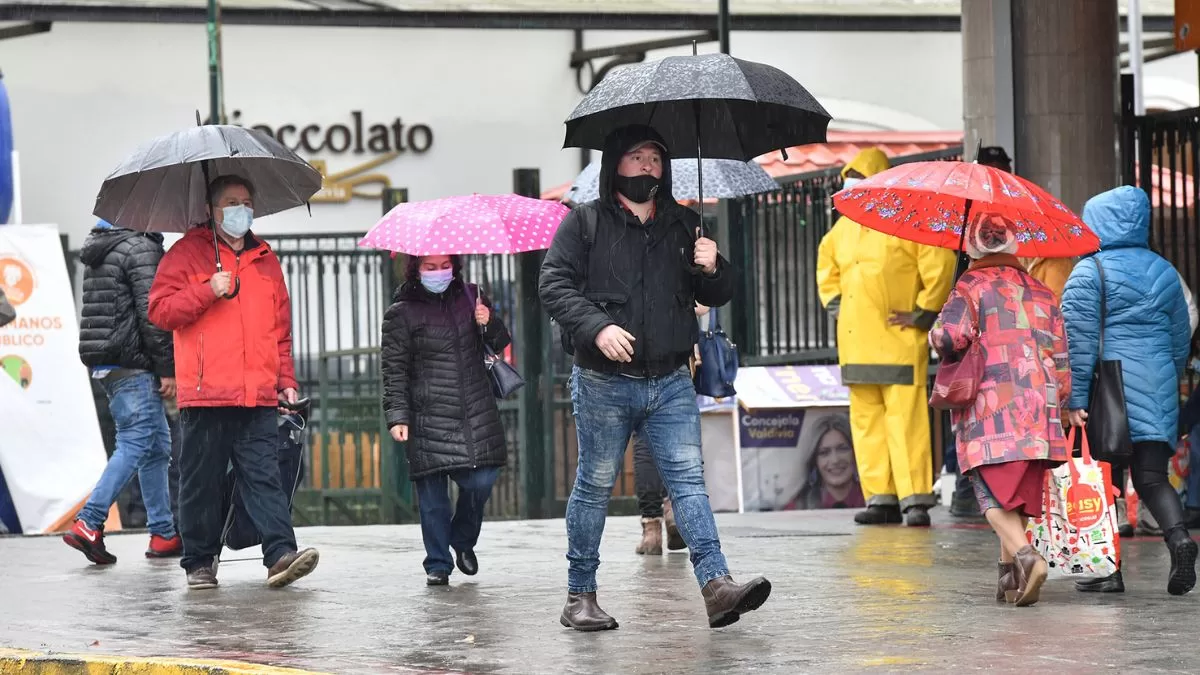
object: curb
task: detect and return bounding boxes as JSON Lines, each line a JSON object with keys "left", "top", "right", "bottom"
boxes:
{"left": 0, "top": 648, "right": 327, "bottom": 674}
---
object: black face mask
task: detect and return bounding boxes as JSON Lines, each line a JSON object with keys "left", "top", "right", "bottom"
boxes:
{"left": 614, "top": 174, "right": 661, "bottom": 204}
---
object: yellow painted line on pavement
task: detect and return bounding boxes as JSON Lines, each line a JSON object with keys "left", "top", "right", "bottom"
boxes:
{"left": 0, "top": 648, "right": 328, "bottom": 675}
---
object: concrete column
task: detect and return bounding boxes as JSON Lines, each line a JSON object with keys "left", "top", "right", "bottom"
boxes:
{"left": 963, "top": 0, "right": 1119, "bottom": 213}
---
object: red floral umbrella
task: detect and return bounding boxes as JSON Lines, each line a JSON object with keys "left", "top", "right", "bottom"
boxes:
{"left": 831, "top": 161, "right": 1099, "bottom": 258}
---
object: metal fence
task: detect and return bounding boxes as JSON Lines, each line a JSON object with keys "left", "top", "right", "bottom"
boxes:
{"left": 729, "top": 146, "right": 965, "bottom": 366}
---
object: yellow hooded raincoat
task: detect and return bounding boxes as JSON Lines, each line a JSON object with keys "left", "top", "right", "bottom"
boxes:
{"left": 816, "top": 148, "right": 956, "bottom": 510}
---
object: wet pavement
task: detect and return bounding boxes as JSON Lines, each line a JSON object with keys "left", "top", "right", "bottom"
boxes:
{"left": 1, "top": 509, "right": 1198, "bottom": 674}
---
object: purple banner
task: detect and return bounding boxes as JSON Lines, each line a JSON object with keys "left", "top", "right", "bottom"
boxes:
{"left": 739, "top": 409, "right": 807, "bottom": 448}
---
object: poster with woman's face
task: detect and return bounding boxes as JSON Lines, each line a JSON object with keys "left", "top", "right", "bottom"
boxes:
{"left": 787, "top": 410, "right": 863, "bottom": 511}
{"left": 736, "top": 406, "right": 862, "bottom": 511}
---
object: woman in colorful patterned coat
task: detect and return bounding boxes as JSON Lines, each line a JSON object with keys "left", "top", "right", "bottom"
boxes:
{"left": 929, "top": 213, "right": 1071, "bottom": 608}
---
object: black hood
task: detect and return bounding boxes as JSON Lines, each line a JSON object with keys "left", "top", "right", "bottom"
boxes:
{"left": 80, "top": 227, "right": 164, "bottom": 267}
{"left": 598, "top": 125, "right": 673, "bottom": 210}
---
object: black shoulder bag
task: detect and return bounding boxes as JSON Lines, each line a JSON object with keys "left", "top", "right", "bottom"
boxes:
{"left": 467, "top": 284, "right": 525, "bottom": 399}
{"left": 1087, "top": 258, "right": 1134, "bottom": 463}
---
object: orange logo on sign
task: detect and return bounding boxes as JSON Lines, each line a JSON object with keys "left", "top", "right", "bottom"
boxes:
{"left": 1065, "top": 482, "right": 1105, "bottom": 530}
{"left": 0, "top": 257, "right": 35, "bottom": 306}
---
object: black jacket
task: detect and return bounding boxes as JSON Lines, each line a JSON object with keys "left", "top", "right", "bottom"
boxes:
{"left": 78, "top": 227, "right": 174, "bottom": 376}
{"left": 539, "top": 125, "right": 736, "bottom": 376}
{"left": 381, "top": 279, "right": 511, "bottom": 479}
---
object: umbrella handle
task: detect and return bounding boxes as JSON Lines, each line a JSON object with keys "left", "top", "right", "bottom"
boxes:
{"left": 224, "top": 277, "right": 241, "bottom": 300}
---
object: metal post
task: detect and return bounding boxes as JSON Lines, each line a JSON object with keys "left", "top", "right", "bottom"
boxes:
{"left": 206, "top": 0, "right": 224, "bottom": 124}
{"left": 1120, "top": 74, "right": 1137, "bottom": 186}
{"left": 1129, "top": 0, "right": 1146, "bottom": 115}
{"left": 991, "top": 0, "right": 1016, "bottom": 172}
{"left": 718, "top": 0, "right": 730, "bottom": 54}
{"left": 513, "top": 168, "right": 550, "bottom": 519}
{"left": 379, "top": 187, "right": 408, "bottom": 522}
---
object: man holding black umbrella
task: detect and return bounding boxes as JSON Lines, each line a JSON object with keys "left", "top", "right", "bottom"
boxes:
{"left": 541, "top": 125, "right": 771, "bottom": 631}
{"left": 149, "top": 175, "right": 318, "bottom": 591}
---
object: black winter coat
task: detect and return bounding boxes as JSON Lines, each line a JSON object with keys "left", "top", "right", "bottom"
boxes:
{"left": 539, "top": 125, "right": 737, "bottom": 377}
{"left": 381, "top": 279, "right": 511, "bottom": 479}
{"left": 78, "top": 227, "right": 174, "bottom": 376}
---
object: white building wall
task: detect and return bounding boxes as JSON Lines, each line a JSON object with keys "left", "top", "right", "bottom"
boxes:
{"left": 0, "top": 22, "right": 1196, "bottom": 246}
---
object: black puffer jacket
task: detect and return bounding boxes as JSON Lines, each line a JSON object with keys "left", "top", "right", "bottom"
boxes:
{"left": 381, "top": 278, "right": 511, "bottom": 479}
{"left": 78, "top": 226, "right": 174, "bottom": 376}
{"left": 539, "top": 125, "right": 736, "bottom": 377}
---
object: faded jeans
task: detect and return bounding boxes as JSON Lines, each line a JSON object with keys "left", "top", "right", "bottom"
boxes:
{"left": 566, "top": 365, "right": 727, "bottom": 593}
{"left": 79, "top": 372, "right": 176, "bottom": 538}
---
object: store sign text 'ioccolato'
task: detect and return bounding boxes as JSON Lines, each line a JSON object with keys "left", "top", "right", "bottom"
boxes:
{"left": 229, "top": 110, "right": 433, "bottom": 155}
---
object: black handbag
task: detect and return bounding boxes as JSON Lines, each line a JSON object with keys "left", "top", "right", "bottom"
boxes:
{"left": 693, "top": 312, "right": 738, "bottom": 398}
{"left": 467, "top": 284, "right": 525, "bottom": 399}
{"left": 1086, "top": 258, "right": 1134, "bottom": 463}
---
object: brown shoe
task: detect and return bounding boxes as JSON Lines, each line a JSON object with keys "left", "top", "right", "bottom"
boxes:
{"left": 636, "top": 518, "right": 663, "bottom": 555}
{"left": 663, "top": 498, "right": 687, "bottom": 551}
{"left": 702, "top": 575, "right": 772, "bottom": 628}
{"left": 266, "top": 548, "right": 320, "bottom": 588}
{"left": 1012, "top": 546, "right": 1048, "bottom": 607}
{"left": 996, "top": 562, "right": 1018, "bottom": 602}
{"left": 186, "top": 566, "right": 219, "bottom": 590}
{"left": 559, "top": 592, "right": 619, "bottom": 632}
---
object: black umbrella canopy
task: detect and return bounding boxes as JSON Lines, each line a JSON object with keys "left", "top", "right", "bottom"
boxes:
{"left": 563, "top": 53, "right": 831, "bottom": 160}
{"left": 93, "top": 124, "right": 322, "bottom": 233}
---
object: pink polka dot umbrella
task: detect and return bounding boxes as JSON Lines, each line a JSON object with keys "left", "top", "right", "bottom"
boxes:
{"left": 358, "top": 193, "right": 571, "bottom": 256}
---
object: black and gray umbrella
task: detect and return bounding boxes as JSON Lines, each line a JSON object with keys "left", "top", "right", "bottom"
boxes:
{"left": 564, "top": 158, "right": 777, "bottom": 204}
{"left": 563, "top": 52, "right": 830, "bottom": 160}
{"left": 94, "top": 124, "right": 321, "bottom": 233}
{"left": 93, "top": 123, "right": 322, "bottom": 295}
{"left": 563, "top": 51, "right": 828, "bottom": 254}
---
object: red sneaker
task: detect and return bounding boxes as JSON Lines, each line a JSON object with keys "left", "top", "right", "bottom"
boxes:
{"left": 145, "top": 534, "right": 183, "bottom": 559}
{"left": 62, "top": 520, "right": 117, "bottom": 565}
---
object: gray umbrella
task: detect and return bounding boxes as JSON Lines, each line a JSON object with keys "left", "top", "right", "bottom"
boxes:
{"left": 93, "top": 124, "right": 321, "bottom": 234}
{"left": 564, "top": 158, "right": 777, "bottom": 204}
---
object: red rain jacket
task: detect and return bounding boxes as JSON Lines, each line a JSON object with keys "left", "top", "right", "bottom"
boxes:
{"left": 148, "top": 226, "right": 297, "bottom": 409}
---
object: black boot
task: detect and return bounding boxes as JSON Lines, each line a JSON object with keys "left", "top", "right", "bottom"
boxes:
{"left": 904, "top": 505, "right": 931, "bottom": 527}
{"left": 854, "top": 505, "right": 902, "bottom": 525}
{"left": 1167, "top": 530, "right": 1198, "bottom": 596}
{"left": 1075, "top": 568, "right": 1125, "bottom": 593}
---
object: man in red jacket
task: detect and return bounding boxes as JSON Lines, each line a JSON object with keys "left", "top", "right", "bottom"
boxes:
{"left": 149, "top": 175, "right": 318, "bottom": 590}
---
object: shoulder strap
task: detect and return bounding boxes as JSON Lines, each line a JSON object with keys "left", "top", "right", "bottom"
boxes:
{"left": 578, "top": 204, "right": 599, "bottom": 290}
{"left": 1093, "top": 257, "right": 1107, "bottom": 356}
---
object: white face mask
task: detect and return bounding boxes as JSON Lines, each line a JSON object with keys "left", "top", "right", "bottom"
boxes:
{"left": 841, "top": 177, "right": 864, "bottom": 190}
{"left": 219, "top": 204, "right": 253, "bottom": 239}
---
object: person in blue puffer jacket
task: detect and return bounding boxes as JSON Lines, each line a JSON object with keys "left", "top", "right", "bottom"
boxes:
{"left": 1062, "top": 185, "right": 1195, "bottom": 597}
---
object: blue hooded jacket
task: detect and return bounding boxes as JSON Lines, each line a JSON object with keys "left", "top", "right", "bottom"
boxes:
{"left": 1061, "top": 186, "right": 1191, "bottom": 444}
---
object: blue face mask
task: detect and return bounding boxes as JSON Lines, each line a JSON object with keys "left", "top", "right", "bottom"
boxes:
{"left": 420, "top": 268, "right": 454, "bottom": 294}
{"left": 220, "top": 205, "right": 253, "bottom": 239}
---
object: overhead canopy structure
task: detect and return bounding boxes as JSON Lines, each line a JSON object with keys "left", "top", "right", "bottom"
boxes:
{"left": 0, "top": 0, "right": 1177, "bottom": 31}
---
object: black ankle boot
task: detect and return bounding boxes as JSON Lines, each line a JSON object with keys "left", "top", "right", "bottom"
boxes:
{"left": 1166, "top": 530, "right": 1197, "bottom": 596}
{"left": 854, "top": 505, "right": 902, "bottom": 525}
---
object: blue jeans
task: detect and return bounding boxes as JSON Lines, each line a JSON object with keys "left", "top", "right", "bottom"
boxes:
{"left": 414, "top": 466, "right": 501, "bottom": 575}
{"left": 1182, "top": 391, "right": 1200, "bottom": 509}
{"left": 79, "top": 372, "right": 175, "bottom": 538}
{"left": 178, "top": 407, "right": 297, "bottom": 570}
{"left": 567, "top": 365, "right": 728, "bottom": 593}
{"left": 941, "top": 414, "right": 974, "bottom": 507}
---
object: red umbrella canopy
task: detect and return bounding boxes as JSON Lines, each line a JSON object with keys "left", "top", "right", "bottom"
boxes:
{"left": 832, "top": 161, "right": 1099, "bottom": 258}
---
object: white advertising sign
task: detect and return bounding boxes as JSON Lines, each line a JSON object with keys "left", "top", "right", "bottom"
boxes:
{"left": 0, "top": 225, "right": 107, "bottom": 533}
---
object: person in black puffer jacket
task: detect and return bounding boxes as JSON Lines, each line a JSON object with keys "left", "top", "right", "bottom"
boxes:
{"left": 65, "top": 220, "right": 181, "bottom": 566}
{"left": 382, "top": 253, "right": 511, "bottom": 586}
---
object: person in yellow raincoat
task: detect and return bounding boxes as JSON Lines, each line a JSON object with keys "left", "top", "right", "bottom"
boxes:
{"left": 817, "top": 148, "right": 956, "bottom": 527}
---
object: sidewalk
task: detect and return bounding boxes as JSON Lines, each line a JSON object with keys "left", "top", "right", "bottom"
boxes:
{"left": 0, "top": 510, "right": 1196, "bottom": 674}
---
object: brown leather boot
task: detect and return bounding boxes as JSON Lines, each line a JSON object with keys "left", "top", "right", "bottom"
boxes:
{"left": 635, "top": 517, "right": 663, "bottom": 555}
{"left": 1012, "top": 546, "right": 1048, "bottom": 607}
{"left": 996, "top": 562, "right": 1018, "bottom": 602}
{"left": 559, "top": 592, "right": 619, "bottom": 632}
{"left": 266, "top": 548, "right": 320, "bottom": 588}
{"left": 663, "top": 498, "right": 687, "bottom": 551}
{"left": 702, "top": 575, "right": 772, "bottom": 628}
